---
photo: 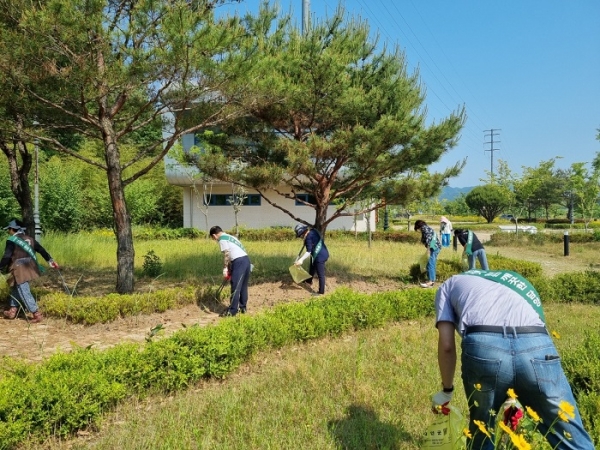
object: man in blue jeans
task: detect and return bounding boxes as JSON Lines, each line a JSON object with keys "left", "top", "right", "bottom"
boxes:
{"left": 454, "top": 228, "right": 489, "bottom": 270}
{"left": 432, "top": 270, "right": 594, "bottom": 450}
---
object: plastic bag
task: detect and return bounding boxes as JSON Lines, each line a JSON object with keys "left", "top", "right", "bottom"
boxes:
{"left": 422, "top": 406, "right": 466, "bottom": 450}
{"left": 460, "top": 251, "right": 469, "bottom": 271}
{"left": 289, "top": 264, "right": 312, "bottom": 284}
{"left": 419, "top": 251, "right": 429, "bottom": 274}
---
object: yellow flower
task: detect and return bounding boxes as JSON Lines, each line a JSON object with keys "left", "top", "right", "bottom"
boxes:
{"left": 507, "top": 388, "right": 518, "bottom": 399}
{"left": 463, "top": 428, "right": 472, "bottom": 439}
{"left": 526, "top": 406, "right": 541, "bottom": 423}
{"left": 510, "top": 432, "right": 532, "bottom": 450}
{"left": 559, "top": 401, "right": 575, "bottom": 420}
{"left": 558, "top": 410, "right": 569, "bottom": 423}
{"left": 551, "top": 330, "right": 561, "bottom": 339}
{"left": 498, "top": 421, "right": 513, "bottom": 435}
{"left": 474, "top": 383, "right": 482, "bottom": 390}
{"left": 473, "top": 420, "right": 491, "bottom": 438}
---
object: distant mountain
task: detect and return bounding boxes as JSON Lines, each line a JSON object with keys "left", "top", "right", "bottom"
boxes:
{"left": 439, "top": 186, "right": 475, "bottom": 201}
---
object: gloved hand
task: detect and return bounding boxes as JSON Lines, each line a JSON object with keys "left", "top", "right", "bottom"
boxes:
{"left": 49, "top": 259, "right": 59, "bottom": 269}
{"left": 432, "top": 390, "right": 453, "bottom": 415}
{"left": 295, "top": 252, "right": 310, "bottom": 266}
{"left": 222, "top": 267, "right": 229, "bottom": 278}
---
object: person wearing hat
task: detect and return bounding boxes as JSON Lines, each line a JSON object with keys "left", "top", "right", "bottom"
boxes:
{"left": 440, "top": 216, "right": 453, "bottom": 248}
{"left": 1, "top": 219, "right": 59, "bottom": 323}
{"left": 294, "top": 224, "right": 329, "bottom": 295}
{"left": 414, "top": 219, "right": 441, "bottom": 288}
{"left": 209, "top": 225, "right": 251, "bottom": 317}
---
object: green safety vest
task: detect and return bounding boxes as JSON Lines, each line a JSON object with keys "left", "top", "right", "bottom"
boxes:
{"left": 460, "top": 269, "right": 545, "bottom": 322}
{"left": 218, "top": 234, "right": 246, "bottom": 253}
{"left": 465, "top": 230, "right": 474, "bottom": 256}
{"left": 8, "top": 234, "right": 45, "bottom": 273}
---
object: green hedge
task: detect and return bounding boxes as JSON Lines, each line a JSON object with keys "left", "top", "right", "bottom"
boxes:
{"left": 0, "top": 288, "right": 434, "bottom": 448}
{"left": 489, "top": 231, "right": 600, "bottom": 245}
{"left": 409, "top": 254, "right": 543, "bottom": 283}
{"left": 39, "top": 287, "right": 198, "bottom": 324}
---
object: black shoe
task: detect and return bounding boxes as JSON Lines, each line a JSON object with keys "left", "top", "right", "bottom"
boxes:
{"left": 240, "top": 307, "right": 247, "bottom": 314}
{"left": 219, "top": 310, "right": 235, "bottom": 317}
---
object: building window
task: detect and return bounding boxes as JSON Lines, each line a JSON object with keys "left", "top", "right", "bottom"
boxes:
{"left": 295, "top": 194, "right": 334, "bottom": 206}
{"left": 295, "top": 194, "right": 317, "bottom": 206}
{"left": 203, "top": 194, "right": 261, "bottom": 206}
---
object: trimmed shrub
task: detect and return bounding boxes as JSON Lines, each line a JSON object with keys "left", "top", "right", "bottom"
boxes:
{"left": 548, "top": 271, "right": 600, "bottom": 304}
{"left": 39, "top": 287, "right": 198, "bottom": 324}
{"left": 0, "top": 288, "right": 436, "bottom": 447}
{"left": 409, "top": 254, "right": 543, "bottom": 283}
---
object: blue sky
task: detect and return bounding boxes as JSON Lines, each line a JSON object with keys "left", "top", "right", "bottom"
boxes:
{"left": 222, "top": 0, "right": 600, "bottom": 188}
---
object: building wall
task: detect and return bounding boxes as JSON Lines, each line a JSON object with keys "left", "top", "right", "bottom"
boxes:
{"left": 182, "top": 184, "right": 375, "bottom": 233}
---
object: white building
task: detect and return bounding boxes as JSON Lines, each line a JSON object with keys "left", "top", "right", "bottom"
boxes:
{"left": 164, "top": 133, "right": 376, "bottom": 232}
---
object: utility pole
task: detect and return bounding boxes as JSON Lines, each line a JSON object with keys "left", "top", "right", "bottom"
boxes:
{"left": 33, "top": 121, "right": 42, "bottom": 241}
{"left": 484, "top": 129, "right": 501, "bottom": 179}
{"left": 302, "top": 0, "right": 310, "bottom": 35}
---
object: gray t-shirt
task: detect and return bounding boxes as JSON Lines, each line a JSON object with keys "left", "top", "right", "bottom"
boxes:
{"left": 435, "top": 274, "right": 545, "bottom": 334}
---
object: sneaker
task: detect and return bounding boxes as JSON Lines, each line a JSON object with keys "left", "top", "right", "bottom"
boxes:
{"left": 240, "top": 307, "right": 247, "bottom": 314}
{"left": 219, "top": 310, "right": 235, "bottom": 317}
{"left": 420, "top": 282, "right": 435, "bottom": 289}
{"left": 3, "top": 307, "right": 17, "bottom": 320}
{"left": 311, "top": 292, "right": 323, "bottom": 297}
{"left": 30, "top": 311, "right": 44, "bottom": 323}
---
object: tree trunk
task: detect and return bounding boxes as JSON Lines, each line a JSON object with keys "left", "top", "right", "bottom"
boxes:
{"left": 102, "top": 122, "right": 135, "bottom": 294}
{"left": 314, "top": 202, "right": 329, "bottom": 234}
{"left": 0, "top": 115, "right": 35, "bottom": 235}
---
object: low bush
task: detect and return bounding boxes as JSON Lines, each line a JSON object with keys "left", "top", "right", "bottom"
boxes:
{"left": 0, "top": 287, "right": 435, "bottom": 448}
{"left": 408, "top": 254, "right": 543, "bottom": 283}
{"left": 39, "top": 287, "right": 198, "bottom": 324}
{"left": 548, "top": 271, "right": 600, "bottom": 304}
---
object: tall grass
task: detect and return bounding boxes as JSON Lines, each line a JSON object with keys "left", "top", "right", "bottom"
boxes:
{"left": 40, "top": 231, "right": 431, "bottom": 283}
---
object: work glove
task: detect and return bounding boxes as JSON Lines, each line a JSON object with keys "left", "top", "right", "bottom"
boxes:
{"left": 432, "top": 390, "right": 453, "bottom": 415}
{"left": 295, "top": 252, "right": 310, "bottom": 266}
{"left": 222, "top": 267, "right": 229, "bottom": 278}
{"left": 49, "top": 259, "right": 59, "bottom": 269}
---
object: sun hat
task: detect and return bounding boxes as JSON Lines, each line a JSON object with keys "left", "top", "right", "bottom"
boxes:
{"left": 3, "top": 219, "right": 23, "bottom": 231}
{"left": 294, "top": 224, "right": 308, "bottom": 238}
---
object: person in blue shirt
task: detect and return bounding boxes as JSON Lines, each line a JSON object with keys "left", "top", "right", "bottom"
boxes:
{"left": 293, "top": 224, "right": 329, "bottom": 295}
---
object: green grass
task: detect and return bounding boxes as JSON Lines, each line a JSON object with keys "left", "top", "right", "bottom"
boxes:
{"left": 28, "top": 302, "right": 600, "bottom": 450}
{"left": 10, "top": 231, "right": 600, "bottom": 448}
{"left": 40, "top": 229, "right": 600, "bottom": 284}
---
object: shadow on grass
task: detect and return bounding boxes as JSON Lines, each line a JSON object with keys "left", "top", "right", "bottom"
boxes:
{"left": 328, "top": 404, "right": 417, "bottom": 450}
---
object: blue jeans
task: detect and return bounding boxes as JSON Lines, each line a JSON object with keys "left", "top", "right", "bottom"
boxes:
{"left": 228, "top": 256, "right": 251, "bottom": 315}
{"left": 427, "top": 247, "right": 440, "bottom": 282}
{"left": 468, "top": 249, "right": 489, "bottom": 270}
{"left": 10, "top": 282, "right": 39, "bottom": 313}
{"left": 441, "top": 233, "right": 451, "bottom": 247}
{"left": 461, "top": 331, "right": 594, "bottom": 450}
